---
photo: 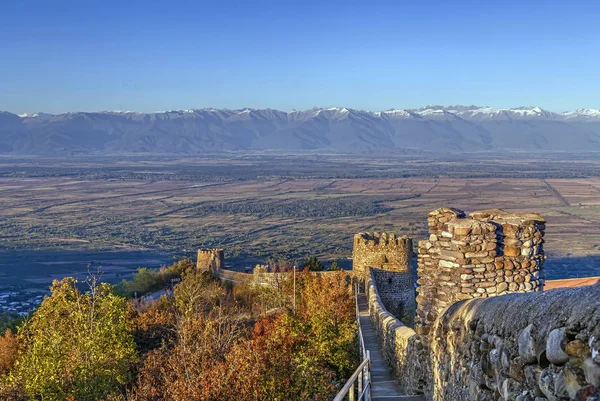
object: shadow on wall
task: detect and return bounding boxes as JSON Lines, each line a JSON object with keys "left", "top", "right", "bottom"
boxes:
{"left": 545, "top": 254, "right": 600, "bottom": 280}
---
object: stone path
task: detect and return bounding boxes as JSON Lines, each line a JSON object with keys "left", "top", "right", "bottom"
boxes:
{"left": 357, "top": 294, "right": 423, "bottom": 401}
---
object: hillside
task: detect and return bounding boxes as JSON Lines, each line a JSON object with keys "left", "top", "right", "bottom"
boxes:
{"left": 1, "top": 106, "right": 600, "bottom": 155}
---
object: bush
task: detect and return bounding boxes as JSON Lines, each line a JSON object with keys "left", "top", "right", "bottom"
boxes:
{"left": 329, "top": 261, "right": 341, "bottom": 271}
{"left": 0, "top": 314, "right": 24, "bottom": 335}
{"left": 115, "top": 259, "right": 194, "bottom": 298}
{"left": 0, "top": 329, "right": 19, "bottom": 375}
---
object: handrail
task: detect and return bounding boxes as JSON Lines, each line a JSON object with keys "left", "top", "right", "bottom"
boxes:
{"left": 332, "top": 357, "right": 370, "bottom": 401}
{"left": 333, "top": 282, "right": 371, "bottom": 401}
{"left": 355, "top": 282, "right": 367, "bottom": 361}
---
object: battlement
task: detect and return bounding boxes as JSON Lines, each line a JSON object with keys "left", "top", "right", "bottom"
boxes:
{"left": 196, "top": 248, "right": 224, "bottom": 274}
{"left": 353, "top": 232, "right": 413, "bottom": 275}
{"left": 353, "top": 231, "right": 415, "bottom": 318}
{"left": 353, "top": 232, "right": 412, "bottom": 248}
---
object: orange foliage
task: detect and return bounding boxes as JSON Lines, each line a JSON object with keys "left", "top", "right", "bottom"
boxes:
{"left": 0, "top": 329, "right": 19, "bottom": 375}
{"left": 129, "top": 270, "right": 357, "bottom": 401}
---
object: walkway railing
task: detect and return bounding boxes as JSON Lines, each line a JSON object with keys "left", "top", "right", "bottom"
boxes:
{"left": 333, "top": 283, "right": 371, "bottom": 401}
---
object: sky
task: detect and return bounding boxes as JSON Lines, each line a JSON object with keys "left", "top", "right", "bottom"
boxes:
{"left": 1, "top": 0, "right": 599, "bottom": 114}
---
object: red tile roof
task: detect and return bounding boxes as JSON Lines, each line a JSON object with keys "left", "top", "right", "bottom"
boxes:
{"left": 544, "top": 277, "right": 600, "bottom": 290}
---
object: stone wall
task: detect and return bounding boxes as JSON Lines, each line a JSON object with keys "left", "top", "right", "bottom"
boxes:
{"left": 366, "top": 269, "right": 427, "bottom": 395}
{"left": 371, "top": 268, "right": 416, "bottom": 319}
{"left": 353, "top": 232, "right": 414, "bottom": 319}
{"left": 416, "top": 208, "right": 546, "bottom": 336}
{"left": 196, "top": 249, "right": 224, "bottom": 275}
{"left": 196, "top": 251, "right": 340, "bottom": 287}
{"left": 353, "top": 232, "right": 413, "bottom": 276}
{"left": 428, "top": 285, "right": 600, "bottom": 401}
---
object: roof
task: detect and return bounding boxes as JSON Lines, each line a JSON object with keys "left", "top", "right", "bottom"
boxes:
{"left": 544, "top": 277, "right": 600, "bottom": 290}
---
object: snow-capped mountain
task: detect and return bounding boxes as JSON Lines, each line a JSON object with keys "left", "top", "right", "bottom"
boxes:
{"left": 0, "top": 106, "right": 599, "bottom": 154}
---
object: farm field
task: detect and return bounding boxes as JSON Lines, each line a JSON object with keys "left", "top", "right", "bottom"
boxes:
{"left": 0, "top": 154, "right": 599, "bottom": 287}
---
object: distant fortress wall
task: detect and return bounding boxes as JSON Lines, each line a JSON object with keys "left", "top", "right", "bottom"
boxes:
{"left": 196, "top": 249, "right": 224, "bottom": 275}
{"left": 196, "top": 251, "right": 340, "bottom": 287}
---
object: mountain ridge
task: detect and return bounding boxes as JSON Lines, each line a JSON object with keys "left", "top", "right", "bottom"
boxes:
{"left": 1, "top": 106, "right": 599, "bottom": 155}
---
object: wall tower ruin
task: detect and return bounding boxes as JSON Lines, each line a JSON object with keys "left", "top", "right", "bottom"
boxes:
{"left": 196, "top": 248, "right": 225, "bottom": 275}
{"left": 353, "top": 232, "right": 415, "bottom": 318}
{"left": 415, "top": 208, "right": 546, "bottom": 335}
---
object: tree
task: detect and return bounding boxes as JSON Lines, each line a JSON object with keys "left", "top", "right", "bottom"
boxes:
{"left": 329, "top": 261, "right": 341, "bottom": 271}
{"left": 0, "top": 329, "right": 19, "bottom": 375}
{"left": 174, "top": 269, "right": 223, "bottom": 318}
{"left": 302, "top": 256, "right": 324, "bottom": 271}
{"left": 294, "top": 271, "right": 357, "bottom": 380}
{"left": 11, "top": 276, "right": 137, "bottom": 400}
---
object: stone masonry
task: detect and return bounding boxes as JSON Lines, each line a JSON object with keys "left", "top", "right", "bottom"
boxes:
{"left": 415, "top": 208, "right": 546, "bottom": 336}
{"left": 353, "top": 232, "right": 415, "bottom": 319}
{"left": 353, "top": 232, "right": 413, "bottom": 276}
{"left": 196, "top": 248, "right": 224, "bottom": 275}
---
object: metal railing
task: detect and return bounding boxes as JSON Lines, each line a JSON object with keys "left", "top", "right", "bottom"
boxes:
{"left": 333, "top": 283, "right": 371, "bottom": 401}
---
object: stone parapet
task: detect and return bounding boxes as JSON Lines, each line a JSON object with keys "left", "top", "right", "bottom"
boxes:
{"left": 428, "top": 285, "right": 600, "bottom": 401}
{"left": 366, "top": 270, "right": 426, "bottom": 395}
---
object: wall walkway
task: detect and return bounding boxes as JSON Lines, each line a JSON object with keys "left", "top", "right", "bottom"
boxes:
{"left": 358, "top": 294, "right": 423, "bottom": 400}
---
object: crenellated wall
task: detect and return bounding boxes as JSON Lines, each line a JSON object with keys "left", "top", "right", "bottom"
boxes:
{"left": 196, "top": 249, "right": 224, "bottom": 275}
{"left": 353, "top": 232, "right": 415, "bottom": 319}
{"left": 352, "top": 232, "right": 413, "bottom": 276}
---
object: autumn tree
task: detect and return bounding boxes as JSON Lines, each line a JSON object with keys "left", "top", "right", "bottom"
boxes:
{"left": 11, "top": 276, "right": 137, "bottom": 401}
{"left": 213, "top": 315, "right": 337, "bottom": 401}
{"left": 174, "top": 268, "right": 224, "bottom": 318}
{"left": 0, "top": 329, "right": 19, "bottom": 375}
{"left": 295, "top": 271, "right": 357, "bottom": 379}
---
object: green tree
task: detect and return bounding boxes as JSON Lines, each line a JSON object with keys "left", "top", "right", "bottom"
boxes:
{"left": 11, "top": 276, "right": 137, "bottom": 401}
{"left": 329, "top": 261, "right": 341, "bottom": 271}
{"left": 302, "top": 256, "right": 324, "bottom": 271}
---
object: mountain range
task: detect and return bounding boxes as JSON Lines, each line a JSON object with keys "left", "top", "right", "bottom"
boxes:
{"left": 1, "top": 106, "right": 600, "bottom": 155}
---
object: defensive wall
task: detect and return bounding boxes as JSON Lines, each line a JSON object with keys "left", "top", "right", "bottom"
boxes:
{"left": 363, "top": 208, "right": 600, "bottom": 401}
{"left": 353, "top": 232, "right": 416, "bottom": 319}
{"left": 196, "top": 250, "right": 338, "bottom": 287}
{"left": 197, "top": 207, "right": 600, "bottom": 400}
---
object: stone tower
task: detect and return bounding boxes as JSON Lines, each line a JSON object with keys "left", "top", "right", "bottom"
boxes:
{"left": 415, "top": 208, "right": 546, "bottom": 335}
{"left": 352, "top": 232, "right": 413, "bottom": 275}
{"left": 353, "top": 232, "right": 415, "bottom": 318}
{"left": 196, "top": 249, "right": 224, "bottom": 275}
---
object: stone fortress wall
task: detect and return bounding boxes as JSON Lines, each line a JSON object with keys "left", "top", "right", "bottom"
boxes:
{"left": 416, "top": 208, "right": 546, "bottom": 336}
{"left": 430, "top": 285, "right": 600, "bottom": 401}
{"left": 352, "top": 232, "right": 416, "bottom": 318}
{"left": 362, "top": 207, "right": 600, "bottom": 401}
{"left": 197, "top": 207, "right": 600, "bottom": 400}
{"left": 196, "top": 251, "right": 337, "bottom": 287}
{"left": 196, "top": 249, "right": 224, "bottom": 274}
{"left": 352, "top": 232, "right": 413, "bottom": 275}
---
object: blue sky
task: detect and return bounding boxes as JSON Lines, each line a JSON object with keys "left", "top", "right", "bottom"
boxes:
{"left": 1, "top": 0, "right": 599, "bottom": 114}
